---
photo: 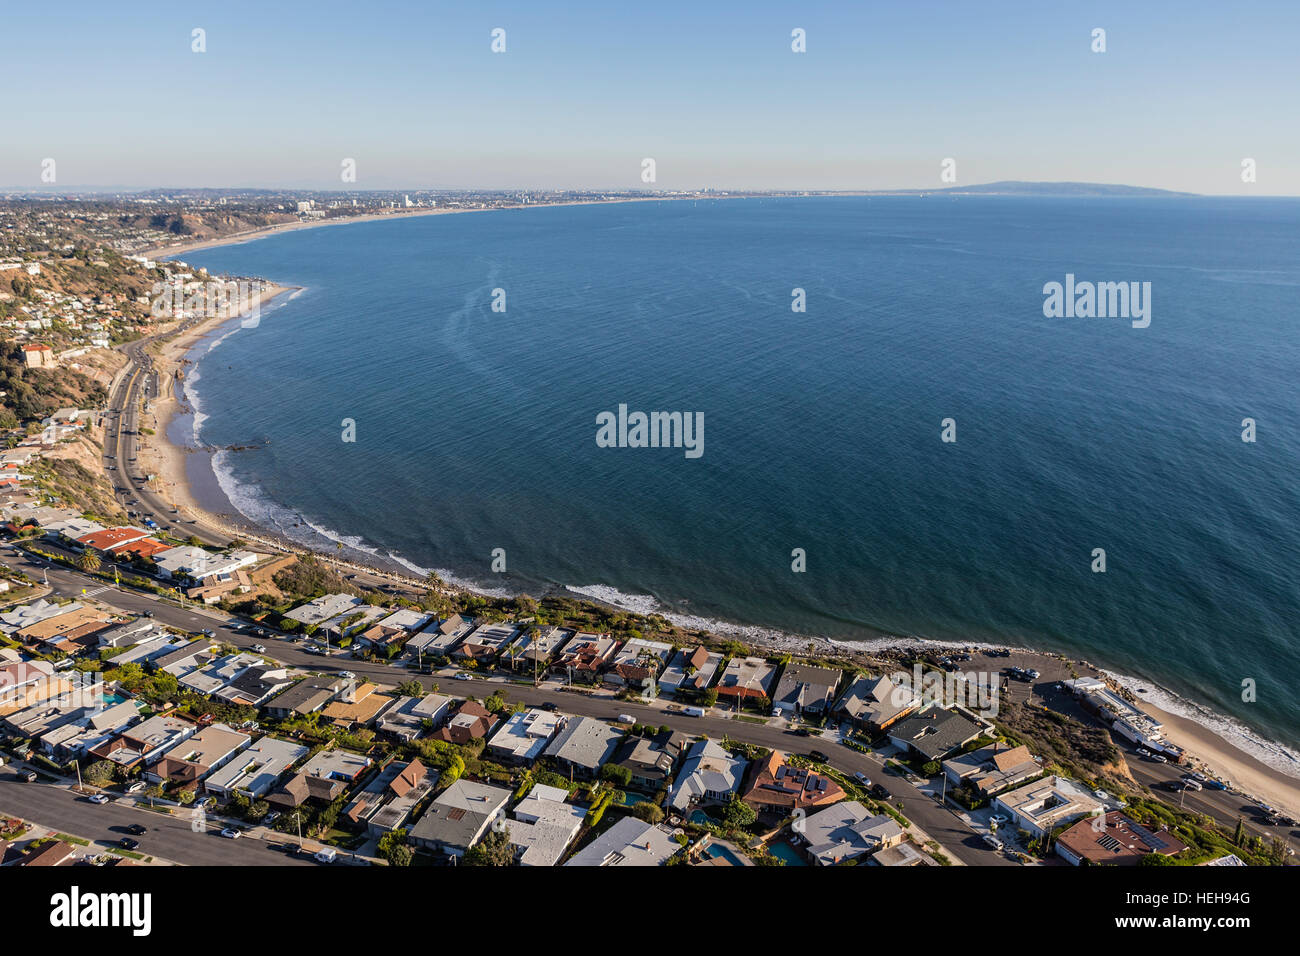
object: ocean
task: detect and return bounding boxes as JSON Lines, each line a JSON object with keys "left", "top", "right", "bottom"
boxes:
{"left": 173, "top": 196, "right": 1300, "bottom": 760}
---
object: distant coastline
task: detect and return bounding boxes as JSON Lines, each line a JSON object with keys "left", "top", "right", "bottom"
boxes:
{"left": 149, "top": 195, "right": 1300, "bottom": 822}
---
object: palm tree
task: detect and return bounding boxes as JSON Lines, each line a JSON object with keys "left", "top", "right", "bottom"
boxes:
{"left": 77, "top": 549, "right": 102, "bottom": 574}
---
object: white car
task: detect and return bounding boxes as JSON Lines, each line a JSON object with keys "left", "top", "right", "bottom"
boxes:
{"left": 1136, "top": 747, "right": 1152, "bottom": 757}
{"left": 337, "top": 671, "right": 355, "bottom": 680}
{"left": 989, "top": 813, "right": 1009, "bottom": 825}
{"left": 982, "top": 834, "right": 1004, "bottom": 851}
{"left": 454, "top": 672, "right": 473, "bottom": 681}
{"left": 88, "top": 793, "right": 111, "bottom": 805}
{"left": 220, "top": 828, "right": 242, "bottom": 839}
{"left": 1152, "top": 754, "right": 1169, "bottom": 763}
{"left": 252, "top": 644, "right": 267, "bottom": 653}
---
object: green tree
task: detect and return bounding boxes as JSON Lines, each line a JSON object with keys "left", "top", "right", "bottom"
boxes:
{"left": 463, "top": 827, "right": 514, "bottom": 866}
{"left": 721, "top": 797, "right": 757, "bottom": 828}
{"left": 77, "top": 548, "right": 102, "bottom": 573}
{"left": 632, "top": 801, "right": 665, "bottom": 824}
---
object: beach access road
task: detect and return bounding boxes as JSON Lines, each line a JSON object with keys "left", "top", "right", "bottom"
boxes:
{"left": 4, "top": 548, "right": 1294, "bottom": 866}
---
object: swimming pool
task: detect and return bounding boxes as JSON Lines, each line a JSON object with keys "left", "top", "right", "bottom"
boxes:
{"left": 705, "top": 843, "right": 747, "bottom": 866}
{"left": 767, "top": 841, "right": 807, "bottom": 866}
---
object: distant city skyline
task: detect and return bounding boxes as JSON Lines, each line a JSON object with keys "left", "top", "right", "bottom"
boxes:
{"left": 5, "top": 0, "right": 1297, "bottom": 195}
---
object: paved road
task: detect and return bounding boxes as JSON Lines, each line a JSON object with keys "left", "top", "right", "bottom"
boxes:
{"left": 0, "top": 777, "right": 315, "bottom": 866}
{"left": 6, "top": 545, "right": 1294, "bottom": 865}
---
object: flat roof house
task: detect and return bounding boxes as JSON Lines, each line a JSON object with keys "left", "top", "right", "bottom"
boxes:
{"left": 508, "top": 788, "right": 586, "bottom": 866}
{"left": 771, "top": 662, "right": 842, "bottom": 716}
{"left": 92, "top": 713, "right": 198, "bottom": 768}
{"left": 887, "top": 707, "right": 990, "bottom": 762}
{"left": 283, "top": 593, "right": 364, "bottom": 629}
{"left": 564, "top": 816, "right": 680, "bottom": 867}
{"left": 543, "top": 715, "right": 622, "bottom": 779}
{"left": 1056, "top": 810, "right": 1187, "bottom": 866}
{"left": 715, "top": 656, "right": 777, "bottom": 704}
{"left": 834, "top": 673, "right": 921, "bottom": 731}
{"left": 409, "top": 779, "right": 512, "bottom": 858}
{"left": 486, "top": 708, "right": 564, "bottom": 764}
{"left": 993, "top": 776, "right": 1104, "bottom": 840}
{"left": 452, "top": 622, "right": 520, "bottom": 662}
{"left": 204, "top": 736, "right": 309, "bottom": 799}
{"left": 376, "top": 693, "right": 453, "bottom": 741}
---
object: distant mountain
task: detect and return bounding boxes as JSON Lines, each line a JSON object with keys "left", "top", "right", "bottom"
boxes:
{"left": 930, "top": 181, "right": 1198, "bottom": 198}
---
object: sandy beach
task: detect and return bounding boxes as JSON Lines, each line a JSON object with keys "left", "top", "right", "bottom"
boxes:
{"left": 137, "top": 206, "right": 1300, "bottom": 828}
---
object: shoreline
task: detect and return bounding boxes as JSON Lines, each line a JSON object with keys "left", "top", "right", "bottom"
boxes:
{"left": 145, "top": 205, "right": 1300, "bottom": 822}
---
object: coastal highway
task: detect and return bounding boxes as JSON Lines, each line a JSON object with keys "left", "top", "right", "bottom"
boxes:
{"left": 5, "top": 545, "right": 1295, "bottom": 865}
{"left": 0, "top": 776, "right": 315, "bottom": 867}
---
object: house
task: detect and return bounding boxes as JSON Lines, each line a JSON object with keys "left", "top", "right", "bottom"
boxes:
{"left": 508, "top": 787, "right": 586, "bottom": 866}
{"left": 715, "top": 656, "right": 777, "bottom": 705}
{"left": 153, "top": 546, "right": 257, "bottom": 583}
{"left": 74, "top": 527, "right": 153, "bottom": 553}
{"left": 942, "top": 742, "right": 1041, "bottom": 795}
{"left": 564, "top": 816, "right": 680, "bottom": 867}
{"left": 212, "top": 664, "right": 293, "bottom": 707}
{"left": 1056, "top": 810, "right": 1187, "bottom": 866}
{"left": 509, "top": 626, "right": 571, "bottom": 668}
{"left": 354, "top": 608, "right": 431, "bottom": 652}
{"left": 452, "top": 622, "right": 519, "bottom": 663}
{"left": 39, "top": 699, "right": 143, "bottom": 761}
{"left": 405, "top": 614, "right": 474, "bottom": 661}
{"left": 151, "top": 639, "right": 218, "bottom": 677}
{"left": 993, "top": 776, "right": 1104, "bottom": 840}
{"left": 668, "top": 739, "right": 747, "bottom": 811}
{"left": 177, "top": 652, "right": 263, "bottom": 696}
{"left": 835, "top": 673, "right": 922, "bottom": 731}
{"left": 21, "top": 841, "right": 77, "bottom": 867}
{"left": 486, "top": 708, "right": 564, "bottom": 764}
{"left": 887, "top": 707, "right": 990, "bottom": 762}
{"left": 146, "top": 724, "right": 251, "bottom": 789}
{"left": 89, "top": 713, "right": 198, "bottom": 768}
{"left": 375, "top": 693, "right": 453, "bottom": 741}
{"left": 262, "top": 676, "right": 347, "bottom": 719}
{"left": 343, "top": 758, "right": 437, "bottom": 836}
{"left": 95, "top": 620, "right": 172, "bottom": 649}
{"left": 771, "top": 662, "right": 842, "bottom": 716}
{"left": 112, "top": 634, "right": 194, "bottom": 669}
{"left": 870, "top": 842, "right": 937, "bottom": 867}
{"left": 604, "top": 638, "right": 674, "bottom": 694}
{"left": 0, "top": 599, "right": 81, "bottom": 636}
{"left": 740, "top": 750, "right": 844, "bottom": 815}
{"left": 0, "top": 659, "right": 59, "bottom": 714}
{"left": 283, "top": 593, "right": 363, "bottom": 629}
{"left": 434, "top": 700, "right": 499, "bottom": 745}
{"left": 800, "top": 801, "right": 905, "bottom": 865}
{"left": 319, "top": 604, "right": 389, "bottom": 642}
{"left": 16, "top": 605, "right": 116, "bottom": 653}
{"left": 543, "top": 715, "right": 622, "bottom": 779}
{"left": 321, "top": 682, "right": 392, "bottom": 728}
{"left": 108, "top": 537, "right": 171, "bottom": 560}
{"left": 551, "top": 632, "right": 620, "bottom": 680}
{"left": 204, "top": 736, "right": 309, "bottom": 799}
{"left": 408, "top": 779, "right": 512, "bottom": 858}
{"left": 611, "top": 729, "right": 688, "bottom": 790}
{"left": 658, "top": 646, "right": 722, "bottom": 696}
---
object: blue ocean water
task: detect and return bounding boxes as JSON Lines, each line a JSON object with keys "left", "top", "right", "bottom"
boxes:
{"left": 177, "top": 196, "right": 1300, "bottom": 754}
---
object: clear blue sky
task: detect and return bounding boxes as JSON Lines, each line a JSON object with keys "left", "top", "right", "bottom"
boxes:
{"left": 4, "top": 0, "right": 1297, "bottom": 193}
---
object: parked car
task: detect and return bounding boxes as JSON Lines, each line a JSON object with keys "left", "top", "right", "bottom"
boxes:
{"left": 125, "top": 824, "right": 147, "bottom": 835}
{"left": 982, "top": 834, "right": 1004, "bottom": 851}
{"left": 89, "top": 793, "right": 111, "bottom": 805}
{"left": 808, "top": 750, "right": 830, "bottom": 763}
{"left": 20, "top": 770, "right": 37, "bottom": 782}
{"left": 1136, "top": 747, "right": 1152, "bottom": 757}
{"left": 853, "top": 772, "right": 872, "bottom": 786}
{"left": 220, "top": 828, "right": 242, "bottom": 839}
{"left": 126, "top": 781, "right": 146, "bottom": 794}
{"left": 1151, "top": 754, "right": 1169, "bottom": 763}
{"left": 118, "top": 838, "right": 140, "bottom": 850}
{"left": 337, "top": 671, "right": 356, "bottom": 680}
{"left": 453, "top": 672, "right": 473, "bottom": 681}
{"left": 252, "top": 644, "right": 267, "bottom": 653}
{"left": 314, "top": 846, "right": 338, "bottom": 864}
{"left": 989, "top": 813, "right": 1009, "bottom": 825}
{"left": 617, "top": 714, "right": 636, "bottom": 724}
{"left": 539, "top": 701, "right": 558, "bottom": 711}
